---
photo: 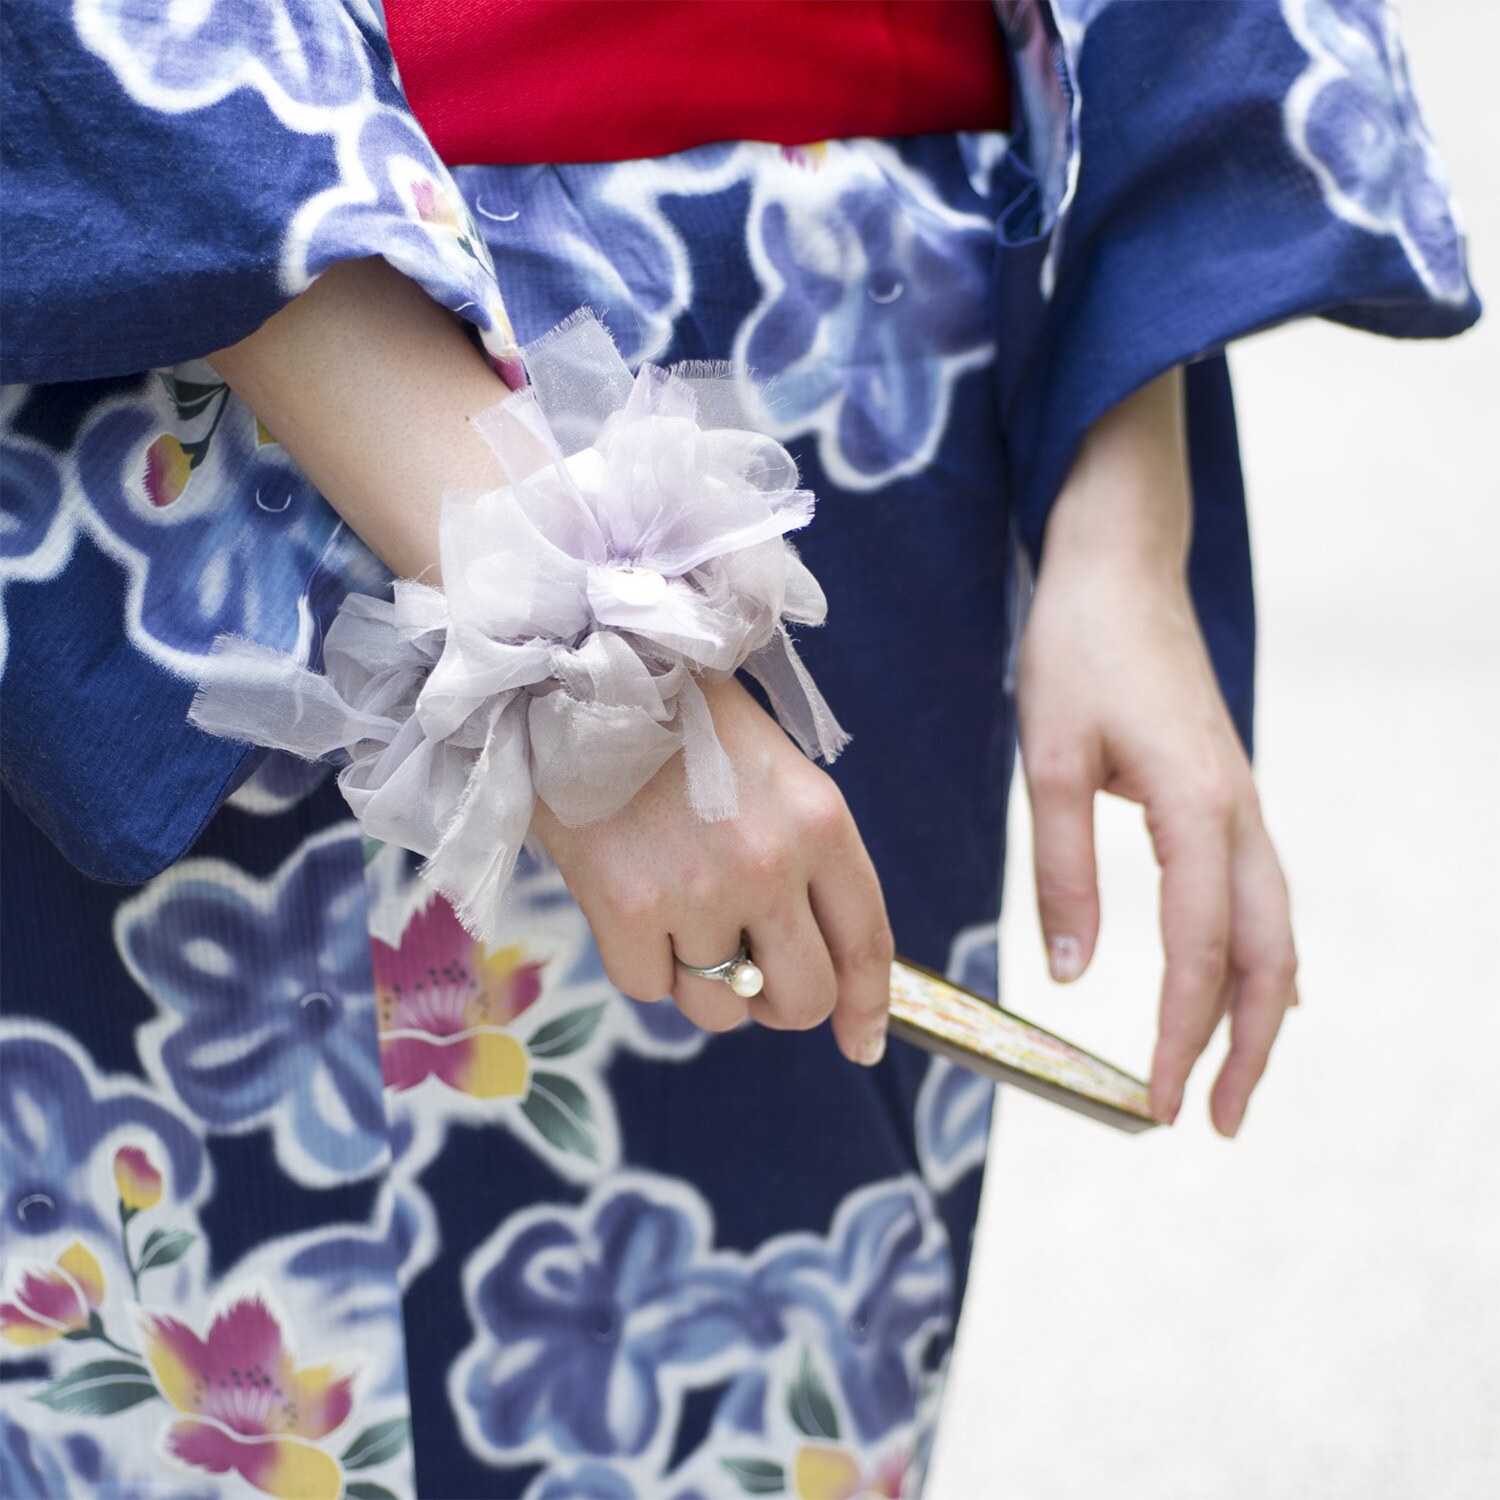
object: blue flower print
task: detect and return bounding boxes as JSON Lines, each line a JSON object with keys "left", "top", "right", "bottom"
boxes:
{"left": 1, "top": 1417, "right": 216, "bottom": 1500}
{"left": 223, "top": 750, "right": 333, "bottom": 818}
{"left": 117, "top": 824, "right": 389, "bottom": 1187}
{"left": 0, "top": 1023, "right": 206, "bottom": 1252}
{"left": 293, "top": 105, "right": 517, "bottom": 362}
{"left": 452, "top": 1172, "right": 955, "bottom": 1473}
{"left": 522, "top": 1461, "right": 717, "bottom": 1500}
{"left": 76, "top": 0, "right": 519, "bottom": 371}
{"left": 74, "top": 0, "right": 373, "bottom": 120}
{"left": 734, "top": 141, "right": 997, "bottom": 491}
{"left": 0, "top": 413, "right": 67, "bottom": 674}
{"left": 455, "top": 142, "right": 752, "bottom": 367}
{"left": 748, "top": 1179, "right": 953, "bottom": 1445}
{"left": 0, "top": 412, "right": 63, "bottom": 568}
{"left": 451, "top": 1176, "right": 758, "bottom": 1467}
{"left": 524, "top": 1463, "right": 643, "bottom": 1500}
{"left": 70, "top": 376, "right": 347, "bottom": 675}
{"left": 457, "top": 158, "right": 689, "bottom": 367}
{"left": 1283, "top": 0, "right": 1469, "bottom": 302}
{"left": 915, "top": 1058, "right": 995, "bottom": 1197}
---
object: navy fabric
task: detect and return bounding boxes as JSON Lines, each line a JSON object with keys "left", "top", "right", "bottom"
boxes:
{"left": 2, "top": 2, "right": 403, "bottom": 384}
{"left": 993, "top": 1, "right": 1481, "bottom": 564}
{"left": 0, "top": 1, "right": 1478, "bottom": 879}
{"left": 0, "top": 4, "right": 1480, "bottom": 1497}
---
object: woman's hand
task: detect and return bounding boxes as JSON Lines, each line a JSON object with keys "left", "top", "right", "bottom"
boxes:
{"left": 531, "top": 674, "right": 896, "bottom": 1067}
{"left": 1017, "top": 368, "right": 1298, "bottom": 1136}
{"left": 211, "top": 258, "right": 893, "bottom": 1066}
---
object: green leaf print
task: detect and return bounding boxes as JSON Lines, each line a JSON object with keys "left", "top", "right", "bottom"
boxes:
{"left": 30, "top": 1358, "right": 158, "bottom": 1416}
{"left": 787, "top": 1347, "right": 840, "bottom": 1442}
{"left": 520, "top": 1071, "right": 600, "bottom": 1160}
{"left": 721, "top": 1456, "right": 787, "bottom": 1494}
{"left": 341, "top": 1415, "right": 411, "bottom": 1470}
{"left": 136, "top": 1225, "right": 196, "bottom": 1274}
{"left": 526, "top": 1003, "right": 606, "bottom": 1059}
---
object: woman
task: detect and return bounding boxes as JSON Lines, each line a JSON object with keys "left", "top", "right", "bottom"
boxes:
{"left": 0, "top": 3, "right": 1477, "bottom": 1497}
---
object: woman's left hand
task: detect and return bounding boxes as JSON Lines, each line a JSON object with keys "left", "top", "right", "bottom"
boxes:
{"left": 1016, "top": 368, "right": 1299, "bottom": 1137}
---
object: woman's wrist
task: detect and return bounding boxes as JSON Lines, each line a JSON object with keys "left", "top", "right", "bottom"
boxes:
{"left": 1039, "top": 365, "right": 1192, "bottom": 586}
{"left": 207, "top": 256, "right": 514, "bottom": 582}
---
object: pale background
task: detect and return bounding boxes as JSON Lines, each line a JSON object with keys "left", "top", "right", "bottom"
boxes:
{"left": 927, "top": 4, "right": 1500, "bottom": 1498}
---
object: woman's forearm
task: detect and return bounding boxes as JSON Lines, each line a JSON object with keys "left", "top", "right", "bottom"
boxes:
{"left": 1017, "top": 363, "right": 1297, "bottom": 1135}
{"left": 1040, "top": 366, "right": 1192, "bottom": 582}
{"left": 207, "top": 256, "right": 514, "bottom": 581}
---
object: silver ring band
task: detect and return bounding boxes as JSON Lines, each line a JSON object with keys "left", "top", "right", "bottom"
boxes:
{"left": 674, "top": 941, "right": 765, "bottom": 998}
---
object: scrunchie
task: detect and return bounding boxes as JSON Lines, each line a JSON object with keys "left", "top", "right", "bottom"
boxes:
{"left": 190, "top": 310, "right": 847, "bottom": 945}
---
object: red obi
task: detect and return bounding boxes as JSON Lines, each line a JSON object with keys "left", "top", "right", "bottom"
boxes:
{"left": 386, "top": 0, "right": 1012, "bottom": 165}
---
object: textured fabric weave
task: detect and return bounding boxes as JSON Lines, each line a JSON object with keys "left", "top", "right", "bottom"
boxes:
{"left": 0, "top": 3, "right": 1480, "bottom": 1497}
{"left": 385, "top": 0, "right": 1012, "bottom": 164}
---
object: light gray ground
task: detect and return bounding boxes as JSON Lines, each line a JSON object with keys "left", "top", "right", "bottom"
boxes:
{"left": 927, "top": 5, "right": 1499, "bottom": 1497}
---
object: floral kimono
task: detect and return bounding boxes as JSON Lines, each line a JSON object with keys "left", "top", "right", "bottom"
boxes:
{"left": 0, "top": 3, "right": 1477, "bottom": 1498}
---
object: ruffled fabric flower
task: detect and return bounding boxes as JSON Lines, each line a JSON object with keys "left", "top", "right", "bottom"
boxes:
{"left": 112, "top": 1143, "right": 164, "bottom": 1212}
{"left": 0, "top": 1240, "right": 106, "bottom": 1346}
{"left": 373, "top": 893, "right": 543, "bottom": 1097}
{"left": 140, "top": 1294, "right": 354, "bottom": 1500}
{"left": 190, "top": 310, "right": 847, "bottom": 945}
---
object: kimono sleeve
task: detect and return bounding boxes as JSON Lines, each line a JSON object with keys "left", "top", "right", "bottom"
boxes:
{"left": 994, "top": 0, "right": 1481, "bottom": 567}
{"left": 0, "top": 1, "right": 520, "bottom": 884}
{"left": 0, "top": 0, "right": 522, "bottom": 386}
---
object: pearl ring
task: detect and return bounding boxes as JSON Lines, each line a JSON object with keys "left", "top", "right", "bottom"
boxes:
{"left": 675, "top": 940, "right": 764, "bottom": 999}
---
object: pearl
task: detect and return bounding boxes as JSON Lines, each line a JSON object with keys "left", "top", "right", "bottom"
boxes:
{"left": 610, "top": 564, "right": 668, "bottom": 606}
{"left": 728, "top": 961, "right": 764, "bottom": 999}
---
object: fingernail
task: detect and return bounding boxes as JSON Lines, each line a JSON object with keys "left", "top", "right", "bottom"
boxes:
{"left": 1047, "top": 934, "right": 1083, "bottom": 983}
{"left": 1224, "top": 1100, "right": 1246, "bottom": 1138}
{"left": 859, "top": 1027, "right": 887, "bottom": 1067}
{"left": 1157, "top": 1084, "right": 1183, "bottom": 1126}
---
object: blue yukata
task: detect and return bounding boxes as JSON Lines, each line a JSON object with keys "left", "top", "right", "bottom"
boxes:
{"left": 0, "top": 3, "right": 1478, "bottom": 1498}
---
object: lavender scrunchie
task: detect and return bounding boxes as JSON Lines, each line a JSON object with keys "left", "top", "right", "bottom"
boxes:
{"left": 189, "top": 310, "right": 848, "bottom": 945}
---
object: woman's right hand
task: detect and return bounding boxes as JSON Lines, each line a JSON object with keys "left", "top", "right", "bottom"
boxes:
{"left": 206, "top": 257, "right": 894, "bottom": 1063}
{"left": 531, "top": 674, "right": 895, "bottom": 1066}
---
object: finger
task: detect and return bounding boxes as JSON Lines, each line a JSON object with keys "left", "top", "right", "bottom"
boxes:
{"left": 589, "top": 900, "right": 676, "bottom": 1005}
{"left": 1025, "top": 745, "right": 1102, "bottom": 982}
{"left": 671, "top": 922, "right": 754, "bottom": 1034}
{"left": 1156, "top": 967, "right": 1237, "bottom": 1127}
{"left": 808, "top": 829, "right": 894, "bottom": 1067}
{"left": 1211, "top": 823, "right": 1297, "bottom": 1137}
{"left": 744, "top": 900, "right": 838, "bottom": 1037}
{"left": 1216, "top": 970, "right": 1240, "bottom": 1029}
{"left": 1147, "top": 790, "right": 1233, "bottom": 1124}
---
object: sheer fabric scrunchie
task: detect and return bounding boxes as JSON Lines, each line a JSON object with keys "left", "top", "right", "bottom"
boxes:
{"left": 190, "top": 310, "right": 848, "bottom": 946}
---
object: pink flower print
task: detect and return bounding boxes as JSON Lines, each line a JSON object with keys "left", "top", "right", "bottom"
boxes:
{"left": 373, "top": 895, "right": 545, "bottom": 1098}
{"left": 782, "top": 141, "right": 830, "bottom": 170}
{"left": 143, "top": 433, "right": 192, "bottom": 507}
{"left": 781, "top": 1441, "right": 909, "bottom": 1500}
{"left": 412, "top": 177, "right": 460, "bottom": 231}
{"left": 793, "top": 1443, "right": 862, "bottom": 1500}
{"left": 140, "top": 1294, "right": 354, "bottom": 1500}
{"left": 113, "top": 1143, "right": 164, "bottom": 1212}
{"left": 0, "top": 1240, "right": 106, "bottom": 1346}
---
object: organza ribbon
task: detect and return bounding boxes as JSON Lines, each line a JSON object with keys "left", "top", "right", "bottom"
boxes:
{"left": 190, "top": 310, "right": 847, "bottom": 945}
